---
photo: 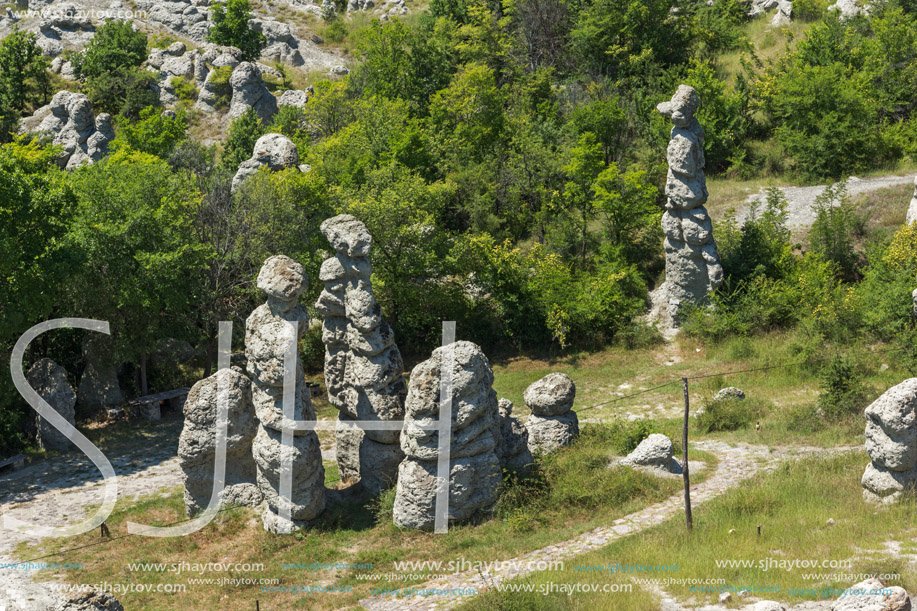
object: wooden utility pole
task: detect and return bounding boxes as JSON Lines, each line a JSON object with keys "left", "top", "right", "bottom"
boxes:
{"left": 682, "top": 377, "right": 693, "bottom": 531}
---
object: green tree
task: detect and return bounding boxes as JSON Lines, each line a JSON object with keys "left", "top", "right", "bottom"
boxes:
{"left": 221, "top": 108, "right": 264, "bottom": 171}
{"left": 549, "top": 132, "right": 605, "bottom": 268}
{"left": 208, "top": 0, "right": 267, "bottom": 62}
{"left": 113, "top": 107, "right": 188, "bottom": 159}
{"left": 0, "top": 28, "right": 50, "bottom": 116}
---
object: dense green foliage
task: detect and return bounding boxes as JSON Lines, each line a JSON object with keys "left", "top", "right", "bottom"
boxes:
{"left": 207, "top": 0, "right": 267, "bottom": 62}
{"left": 0, "top": 28, "right": 49, "bottom": 141}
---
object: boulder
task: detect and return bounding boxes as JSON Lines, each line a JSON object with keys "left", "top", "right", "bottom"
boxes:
{"left": 496, "top": 399, "right": 533, "bottom": 473}
{"left": 526, "top": 412, "right": 579, "bottom": 455}
{"left": 228, "top": 62, "right": 277, "bottom": 124}
{"left": 26, "top": 358, "right": 76, "bottom": 451}
{"left": 277, "top": 89, "right": 309, "bottom": 108}
{"left": 54, "top": 588, "right": 124, "bottom": 610}
{"left": 231, "top": 133, "right": 300, "bottom": 192}
{"left": 178, "top": 367, "right": 263, "bottom": 516}
{"left": 393, "top": 341, "right": 502, "bottom": 530}
{"left": 523, "top": 372, "right": 575, "bottom": 416}
{"left": 831, "top": 578, "right": 910, "bottom": 611}
{"left": 621, "top": 433, "right": 682, "bottom": 474}
{"left": 714, "top": 387, "right": 745, "bottom": 401}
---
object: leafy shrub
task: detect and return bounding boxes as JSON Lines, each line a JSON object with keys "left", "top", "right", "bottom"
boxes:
{"left": 808, "top": 182, "right": 866, "bottom": 282}
{"left": 170, "top": 76, "right": 198, "bottom": 104}
{"left": 794, "top": 0, "right": 830, "bottom": 21}
{"left": 113, "top": 106, "right": 188, "bottom": 159}
{"left": 221, "top": 108, "right": 263, "bottom": 170}
{"left": 299, "top": 322, "right": 325, "bottom": 373}
{"left": 695, "top": 397, "right": 758, "bottom": 432}
{"left": 815, "top": 354, "right": 872, "bottom": 419}
{"left": 606, "top": 418, "right": 653, "bottom": 455}
{"left": 205, "top": 65, "right": 234, "bottom": 111}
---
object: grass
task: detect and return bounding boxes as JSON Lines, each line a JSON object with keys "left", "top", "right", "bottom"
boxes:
{"left": 14, "top": 425, "right": 713, "bottom": 611}
{"left": 464, "top": 450, "right": 917, "bottom": 610}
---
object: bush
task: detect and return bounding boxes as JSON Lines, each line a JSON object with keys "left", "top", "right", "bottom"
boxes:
{"left": 170, "top": 76, "right": 198, "bottom": 104}
{"left": 815, "top": 354, "right": 872, "bottom": 419}
{"left": 794, "top": 0, "right": 830, "bottom": 21}
{"left": 808, "top": 182, "right": 866, "bottom": 282}
{"left": 606, "top": 418, "right": 654, "bottom": 455}
{"left": 205, "top": 65, "right": 234, "bottom": 111}
{"left": 221, "top": 108, "right": 263, "bottom": 170}
{"left": 695, "top": 396, "right": 758, "bottom": 432}
{"left": 113, "top": 106, "right": 188, "bottom": 159}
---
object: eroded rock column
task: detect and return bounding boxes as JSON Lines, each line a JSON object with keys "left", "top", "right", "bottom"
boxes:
{"left": 524, "top": 372, "right": 579, "bottom": 455}
{"left": 862, "top": 378, "right": 917, "bottom": 504}
{"left": 655, "top": 85, "right": 723, "bottom": 324}
{"left": 315, "top": 214, "right": 406, "bottom": 496}
{"left": 247, "top": 255, "right": 326, "bottom": 532}
{"left": 393, "top": 341, "right": 502, "bottom": 531}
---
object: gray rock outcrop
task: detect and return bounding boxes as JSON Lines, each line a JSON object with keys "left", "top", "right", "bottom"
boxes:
{"left": 862, "top": 378, "right": 917, "bottom": 504}
{"left": 253, "top": 18, "right": 304, "bottom": 66}
{"left": 653, "top": 85, "right": 723, "bottom": 325}
{"left": 54, "top": 587, "right": 124, "bottom": 611}
{"left": 135, "top": 0, "right": 210, "bottom": 41}
{"left": 496, "top": 399, "right": 533, "bottom": 473}
{"left": 247, "top": 255, "right": 326, "bottom": 532}
{"left": 831, "top": 578, "right": 910, "bottom": 611}
{"left": 525, "top": 373, "right": 579, "bottom": 455}
{"left": 316, "top": 214, "right": 406, "bottom": 496}
{"left": 393, "top": 341, "right": 502, "bottom": 530}
{"left": 76, "top": 334, "right": 124, "bottom": 418}
{"left": 714, "top": 387, "right": 745, "bottom": 401}
{"left": 35, "top": 4, "right": 95, "bottom": 58}
{"left": 828, "top": 0, "right": 870, "bottom": 19}
{"left": 231, "top": 133, "right": 300, "bottom": 192}
{"left": 26, "top": 358, "right": 76, "bottom": 452}
{"left": 20, "top": 91, "right": 114, "bottom": 170}
{"left": 146, "top": 43, "right": 208, "bottom": 106}
{"left": 906, "top": 177, "right": 917, "bottom": 225}
{"left": 620, "top": 433, "right": 682, "bottom": 474}
{"left": 277, "top": 89, "right": 309, "bottom": 108}
{"left": 178, "top": 367, "right": 263, "bottom": 516}
{"left": 228, "top": 62, "right": 277, "bottom": 123}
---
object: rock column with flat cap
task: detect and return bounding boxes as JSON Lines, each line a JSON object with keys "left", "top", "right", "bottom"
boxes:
{"left": 862, "top": 378, "right": 917, "bottom": 504}
{"left": 315, "top": 214, "right": 406, "bottom": 496}
{"left": 524, "top": 373, "right": 579, "bottom": 455}
{"left": 393, "top": 341, "right": 502, "bottom": 530}
{"left": 654, "top": 85, "right": 723, "bottom": 324}
{"left": 247, "top": 255, "right": 326, "bottom": 532}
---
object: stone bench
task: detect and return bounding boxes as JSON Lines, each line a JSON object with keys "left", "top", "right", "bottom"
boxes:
{"left": 128, "top": 388, "right": 190, "bottom": 421}
{"left": 0, "top": 454, "right": 27, "bottom": 476}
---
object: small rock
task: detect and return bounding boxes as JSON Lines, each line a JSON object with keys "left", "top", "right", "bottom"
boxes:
{"left": 719, "top": 591, "right": 731, "bottom": 603}
{"left": 310, "top": 33, "right": 323, "bottom": 44}
{"left": 714, "top": 387, "right": 746, "bottom": 401}
{"left": 827, "top": 517, "right": 836, "bottom": 525}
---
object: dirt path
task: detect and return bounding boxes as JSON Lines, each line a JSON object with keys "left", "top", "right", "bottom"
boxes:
{"left": 738, "top": 173, "right": 916, "bottom": 229}
{"left": 356, "top": 441, "right": 860, "bottom": 611}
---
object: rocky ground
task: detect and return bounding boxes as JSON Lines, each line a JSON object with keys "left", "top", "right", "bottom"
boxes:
{"left": 739, "top": 173, "right": 917, "bottom": 230}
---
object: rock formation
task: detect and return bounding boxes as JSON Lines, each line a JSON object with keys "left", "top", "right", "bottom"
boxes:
{"left": 146, "top": 42, "right": 208, "bottom": 106}
{"left": 620, "top": 433, "right": 682, "bottom": 474}
{"left": 714, "top": 387, "right": 745, "bottom": 401}
{"left": 524, "top": 373, "right": 579, "bottom": 455}
{"left": 247, "top": 255, "right": 326, "bottom": 532}
{"left": 862, "top": 378, "right": 917, "bottom": 504}
{"left": 19, "top": 91, "right": 114, "bottom": 170}
{"left": 496, "top": 399, "right": 533, "bottom": 473}
{"left": 828, "top": 0, "right": 870, "bottom": 19}
{"left": 315, "top": 214, "right": 406, "bottom": 495}
{"left": 231, "top": 133, "right": 300, "bottom": 192}
{"left": 228, "top": 62, "right": 278, "bottom": 123}
{"left": 653, "top": 85, "right": 723, "bottom": 325}
{"left": 907, "top": 177, "right": 917, "bottom": 225}
{"left": 34, "top": 4, "right": 95, "bottom": 58}
{"left": 832, "top": 578, "right": 909, "bottom": 611}
{"left": 76, "top": 334, "right": 124, "bottom": 419}
{"left": 26, "top": 358, "right": 76, "bottom": 452}
{"left": 178, "top": 367, "right": 263, "bottom": 516}
{"left": 393, "top": 341, "right": 502, "bottom": 530}
{"left": 253, "top": 18, "right": 305, "bottom": 66}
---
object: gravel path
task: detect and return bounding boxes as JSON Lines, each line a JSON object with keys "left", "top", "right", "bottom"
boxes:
{"left": 739, "top": 173, "right": 916, "bottom": 229}
{"left": 356, "top": 441, "right": 860, "bottom": 611}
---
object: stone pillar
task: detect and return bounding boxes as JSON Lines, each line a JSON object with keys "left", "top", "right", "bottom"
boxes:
{"left": 76, "top": 334, "right": 124, "bottom": 418}
{"left": 27, "top": 358, "right": 76, "bottom": 452}
{"left": 247, "top": 255, "right": 326, "bottom": 532}
{"left": 496, "top": 399, "right": 533, "bottom": 473}
{"left": 654, "top": 85, "right": 723, "bottom": 325}
{"left": 393, "top": 341, "right": 502, "bottom": 531}
{"left": 524, "top": 373, "right": 579, "bottom": 455}
{"left": 906, "top": 177, "right": 917, "bottom": 225}
{"left": 178, "top": 367, "right": 263, "bottom": 516}
{"left": 315, "top": 214, "right": 406, "bottom": 496}
{"left": 862, "top": 378, "right": 917, "bottom": 504}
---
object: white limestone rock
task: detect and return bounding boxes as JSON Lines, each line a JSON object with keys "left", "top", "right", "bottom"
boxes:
{"left": 862, "top": 379, "right": 917, "bottom": 503}
{"left": 523, "top": 372, "right": 575, "bottom": 417}
{"left": 393, "top": 341, "right": 502, "bottom": 530}
{"left": 228, "top": 62, "right": 277, "bottom": 123}
{"left": 830, "top": 578, "right": 910, "bottom": 611}
{"left": 231, "top": 133, "right": 300, "bottom": 192}
{"left": 621, "top": 433, "right": 682, "bottom": 474}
